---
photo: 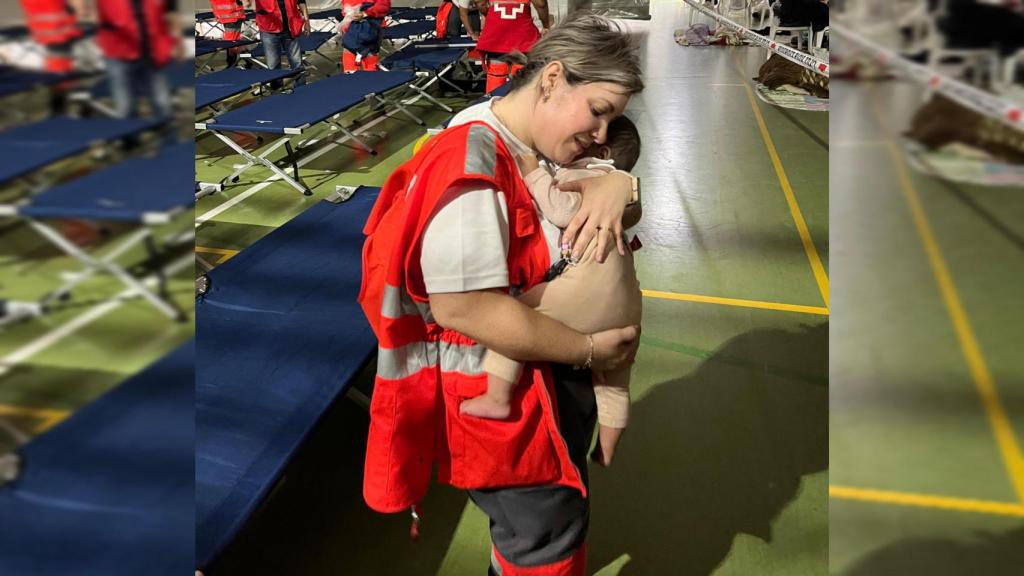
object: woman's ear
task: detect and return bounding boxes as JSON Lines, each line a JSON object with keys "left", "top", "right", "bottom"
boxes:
{"left": 540, "top": 61, "right": 565, "bottom": 94}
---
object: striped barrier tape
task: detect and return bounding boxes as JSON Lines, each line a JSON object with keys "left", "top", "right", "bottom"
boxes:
{"left": 682, "top": 0, "right": 829, "bottom": 77}
{"left": 831, "top": 21, "right": 1023, "bottom": 131}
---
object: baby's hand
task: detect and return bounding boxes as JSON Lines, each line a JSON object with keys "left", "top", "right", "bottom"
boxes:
{"left": 516, "top": 153, "right": 540, "bottom": 174}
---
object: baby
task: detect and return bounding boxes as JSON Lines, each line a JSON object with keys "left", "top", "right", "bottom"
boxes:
{"left": 460, "top": 115, "right": 643, "bottom": 467}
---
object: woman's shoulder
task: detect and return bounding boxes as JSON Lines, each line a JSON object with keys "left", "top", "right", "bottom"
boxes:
{"left": 449, "top": 100, "right": 498, "bottom": 129}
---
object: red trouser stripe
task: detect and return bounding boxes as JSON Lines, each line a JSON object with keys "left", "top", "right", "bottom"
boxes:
{"left": 493, "top": 543, "right": 586, "bottom": 576}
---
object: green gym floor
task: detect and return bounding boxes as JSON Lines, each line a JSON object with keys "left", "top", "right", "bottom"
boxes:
{"left": 199, "top": 2, "right": 828, "bottom": 575}
{"left": 831, "top": 77, "right": 1024, "bottom": 573}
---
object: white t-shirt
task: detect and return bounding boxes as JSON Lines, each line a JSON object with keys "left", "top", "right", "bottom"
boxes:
{"left": 420, "top": 99, "right": 562, "bottom": 294}
{"left": 452, "top": 0, "right": 474, "bottom": 9}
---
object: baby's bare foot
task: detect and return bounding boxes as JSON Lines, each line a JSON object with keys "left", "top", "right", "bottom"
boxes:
{"left": 460, "top": 396, "right": 512, "bottom": 420}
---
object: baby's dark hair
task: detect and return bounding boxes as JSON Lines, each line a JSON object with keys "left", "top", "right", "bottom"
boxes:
{"left": 605, "top": 115, "right": 641, "bottom": 172}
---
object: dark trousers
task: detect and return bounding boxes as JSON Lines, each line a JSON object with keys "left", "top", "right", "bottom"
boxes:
{"left": 469, "top": 364, "right": 596, "bottom": 573}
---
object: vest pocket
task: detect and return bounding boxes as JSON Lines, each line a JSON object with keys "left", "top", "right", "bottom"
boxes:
{"left": 440, "top": 371, "right": 561, "bottom": 489}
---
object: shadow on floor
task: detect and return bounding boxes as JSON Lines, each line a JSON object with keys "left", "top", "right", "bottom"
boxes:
{"left": 588, "top": 322, "right": 828, "bottom": 575}
{"left": 842, "top": 525, "right": 1024, "bottom": 575}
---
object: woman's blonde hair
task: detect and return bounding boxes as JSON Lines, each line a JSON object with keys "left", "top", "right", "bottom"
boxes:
{"left": 507, "top": 14, "right": 644, "bottom": 95}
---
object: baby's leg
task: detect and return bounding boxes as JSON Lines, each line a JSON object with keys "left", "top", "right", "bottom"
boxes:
{"left": 591, "top": 367, "right": 631, "bottom": 466}
{"left": 460, "top": 373, "right": 516, "bottom": 420}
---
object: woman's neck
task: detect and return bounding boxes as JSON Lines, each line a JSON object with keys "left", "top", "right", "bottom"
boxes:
{"left": 491, "top": 89, "right": 535, "bottom": 150}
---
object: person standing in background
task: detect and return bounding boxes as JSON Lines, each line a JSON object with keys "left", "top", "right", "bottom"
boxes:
{"left": 209, "top": 0, "right": 247, "bottom": 67}
{"left": 244, "top": 0, "right": 309, "bottom": 90}
{"left": 475, "top": 0, "right": 549, "bottom": 92}
{"left": 19, "top": 0, "right": 82, "bottom": 73}
{"left": 71, "top": 0, "right": 182, "bottom": 119}
{"left": 339, "top": 0, "right": 389, "bottom": 72}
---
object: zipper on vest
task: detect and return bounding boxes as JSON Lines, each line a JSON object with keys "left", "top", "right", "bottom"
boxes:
{"left": 409, "top": 504, "right": 421, "bottom": 540}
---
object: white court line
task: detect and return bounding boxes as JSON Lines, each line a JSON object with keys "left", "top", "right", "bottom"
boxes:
{"left": 0, "top": 254, "right": 193, "bottom": 378}
{"left": 196, "top": 107, "right": 408, "bottom": 225}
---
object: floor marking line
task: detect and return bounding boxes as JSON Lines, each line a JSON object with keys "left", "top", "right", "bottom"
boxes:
{"left": 642, "top": 289, "right": 829, "bottom": 315}
{"left": 867, "top": 87, "right": 1024, "bottom": 504}
{"left": 830, "top": 485, "right": 1024, "bottom": 517}
{"left": 195, "top": 246, "right": 239, "bottom": 264}
{"left": 733, "top": 52, "right": 830, "bottom": 308}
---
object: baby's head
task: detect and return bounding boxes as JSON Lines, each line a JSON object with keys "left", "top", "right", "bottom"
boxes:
{"left": 580, "top": 115, "right": 641, "bottom": 171}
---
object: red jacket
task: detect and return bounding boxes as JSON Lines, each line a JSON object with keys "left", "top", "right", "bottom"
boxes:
{"left": 254, "top": 0, "right": 304, "bottom": 37}
{"left": 209, "top": 0, "right": 246, "bottom": 23}
{"left": 20, "top": 0, "right": 81, "bottom": 45}
{"left": 476, "top": 0, "right": 539, "bottom": 54}
{"left": 96, "top": 0, "right": 176, "bottom": 65}
{"left": 359, "top": 122, "right": 586, "bottom": 514}
{"left": 342, "top": 0, "right": 389, "bottom": 19}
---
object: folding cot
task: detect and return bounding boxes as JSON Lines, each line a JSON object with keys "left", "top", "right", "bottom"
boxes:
{"left": 72, "top": 59, "right": 194, "bottom": 117}
{"left": 307, "top": 8, "right": 343, "bottom": 33}
{"left": 194, "top": 67, "right": 300, "bottom": 112}
{"left": 195, "top": 187, "right": 379, "bottom": 571}
{"left": 195, "top": 37, "right": 260, "bottom": 72}
{"left": 195, "top": 71, "right": 422, "bottom": 195}
{"left": 240, "top": 31, "right": 337, "bottom": 71}
{"left": 388, "top": 7, "right": 437, "bottom": 22}
{"left": 380, "top": 37, "right": 475, "bottom": 112}
{"left": 0, "top": 340, "right": 194, "bottom": 576}
{"left": 0, "top": 142, "right": 194, "bottom": 320}
{"left": 382, "top": 18, "right": 438, "bottom": 50}
{"left": 0, "top": 300, "right": 42, "bottom": 328}
{"left": 0, "top": 116, "right": 164, "bottom": 189}
{"left": 0, "top": 64, "right": 83, "bottom": 99}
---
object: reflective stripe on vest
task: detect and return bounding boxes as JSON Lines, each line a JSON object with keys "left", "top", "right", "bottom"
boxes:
{"left": 377, "top": 340, "right": 486, "bottom": 380}
{"left": 211, "top": 1, "right": 245, "bottom": 22}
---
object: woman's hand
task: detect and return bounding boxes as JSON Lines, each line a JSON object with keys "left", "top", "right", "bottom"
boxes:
{"left": 590, "top": 325, "right": 640, "bottom": 372}
{"left": 558, "top": 171, "right": 633, "bottom": 262}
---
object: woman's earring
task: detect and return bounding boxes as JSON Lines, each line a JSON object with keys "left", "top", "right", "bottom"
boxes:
{"left": 542, "top": 87, "right": 551, "bottom": 102}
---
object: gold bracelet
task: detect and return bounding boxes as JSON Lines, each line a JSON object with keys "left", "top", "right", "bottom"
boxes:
{"left": 583, "top": 334, "right": 594, "bottom": 370}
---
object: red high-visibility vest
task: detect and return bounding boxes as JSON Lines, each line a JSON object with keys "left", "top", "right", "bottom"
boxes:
{"left": 359, "top": 121, "right": 586, "bottom": 515}
{"left": 253, "top": 0, "right": 304, "bottom": 37}
{"left": 476, "top": 0, "right": 539, "bottom": 54}
{"left": 209, "top": 0, "right": 245, "bottom": 23}
{"left": 19, "top": 0, "right": 81, "bottom": 46}
{"left": 96, "top": 0, "right": 176, "bottom": 65}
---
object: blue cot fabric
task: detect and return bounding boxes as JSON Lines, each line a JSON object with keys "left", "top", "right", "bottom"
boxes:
{"left": 0, "top": 65, "right": 81, "bottom": 98}
{"left": 17, "top": 142, "right": 194, "bottom": 221}
{"left": 202, "top": 70, "right": 414, "bottom": 133}
{"left": 245, "top": 31, "right": 333, "bottom": 58}
{"left": 195, "top": 188, "right": 380, "bottom": 568}
{"left": 195, "top": 67, "right": 298, "bottom": 109}
{"left": 382, "top": 39, "right": 465, "bottom": 71}
{"left": 0, "top": 116, "right": 163, "bottom": 184}
{"left": 383, "top": 19, "right": 436, "bottom": 39}
{"left": 390, "top": 7, "right": 436, "bottom": 20}
{"left": 87, "top": 59, "right": 192, "bottom": 99}
{"left": 196, "top": 38, "right": 259, "bottom": 56}
{"left": 0, "top": 341, "right": 195, "bottom": 576}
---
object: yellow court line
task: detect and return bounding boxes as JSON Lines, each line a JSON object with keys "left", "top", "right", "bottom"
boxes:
{"left": 195, "top": 246, "right": 240, "bottom": 264}
{"left": 0, "top": 404, "right": 70, "bottom": 433}
{"left": 830, "top": 485, "right": 1024, "bottom": 518}
{"left": 642, "top": 289, "right": 829, "bottom": 315}
{"left": 867, "top": 88, "right": 1024, "bottom": 504}
{"left": 733, "top": 53, "right": 831, "bottom": 309}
